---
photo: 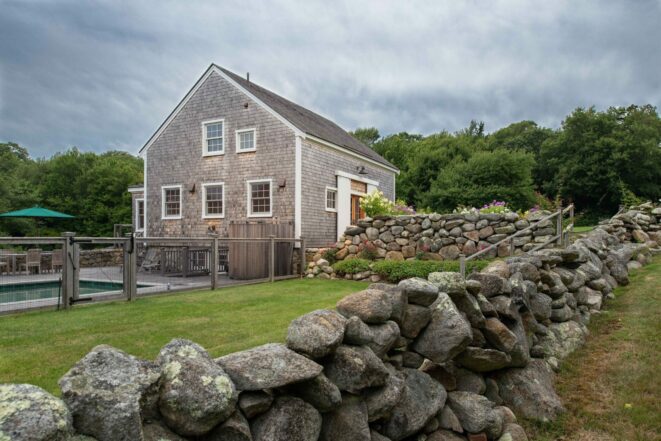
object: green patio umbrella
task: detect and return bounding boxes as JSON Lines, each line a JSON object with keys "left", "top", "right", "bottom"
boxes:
{"left": 0, "top": 206, "right": 75, "bottom": 219}
{"left": 0, "top": 206, "right": 75, "bottom": 236}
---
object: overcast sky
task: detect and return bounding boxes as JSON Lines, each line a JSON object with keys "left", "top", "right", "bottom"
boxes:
{"left": 1, "top": 0, "right": 659, "bottom": 158}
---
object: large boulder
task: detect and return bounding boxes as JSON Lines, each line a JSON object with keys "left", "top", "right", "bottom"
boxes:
{"left": 319, "top": 395, "right": 371, "bottom": 441}
{"left": 493, "top": 359, "right": 565, "bottom": 422}
{"left": 0, "top": 384, "right": 73, "bottom": 441}
{"left": 400, "top": 304, "right": 432, "bottom": 339}
{"left": 216, "top": 343, "right": 322, "bottom": 391}
{"left": 482, "top": 318, "right": 518, "bottom": 353}
{"left": 381, "top": 369, "right": 447, "bottom": 441}
{"left": 446, "top": 391, "right": 504, "bottom": 438}
{"left": 529, "top": 292, "right": 553, "bottom": 322}
{"left": 286, "top": 309, "right": 347, "bottom": 358}
{"left": 455, "top": 347, "right": 512, "bottom": 372}
{"left": 238, "top": 391, "right": 273, "bottom": 419}
{"left": 468, "top": 273, "right": 511, "bottom": 297}
{"left": 206, "top": 411, "right": 252, "bottom": 441}
{"left": 157, "top": 339, "right": 237, "bottom": 436}
{"left": 398, "top": 278, "right": 439, "bottom": 306}
{"left": 412, "top": 293, "right": 472, "bottom": 363}
{"left": 336, "top": 289, "right": 393, "bottom": 323}
{"left": 369, "top": 283, "right": 408, "bottom": 324}
{"left": 324, "top": 345, "right": 389, "bottom": 393}
{"left": 537, "top": 321, "right": 588, "bottom": 360}
{"left": 59, "top": 345, "right": 161, "bottom": 441}
{"left": 143, "top": 421, "right": 188, "bottom": 441}
{"left": 428, "top": 272, "right": 466, "bottom": 295}
{"left": 251, "top": 396, "right": 322, "bottom": 441}
{"left": 363, "top": 366, "right": 405, "bottom": 422}
{"left": 344, "top": 317, "right": 400, "bottom": 358}
{"left": 287, "top": 373, "right": 342, "bottom": 413}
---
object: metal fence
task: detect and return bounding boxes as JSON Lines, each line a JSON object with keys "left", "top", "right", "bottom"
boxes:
{"left": 0, "top": 234, "right": 305, "bottom": 315}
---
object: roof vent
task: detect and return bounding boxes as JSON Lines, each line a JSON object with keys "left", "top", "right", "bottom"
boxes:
{"left": 246, "top": 72, "right": 250, "bottom": 84}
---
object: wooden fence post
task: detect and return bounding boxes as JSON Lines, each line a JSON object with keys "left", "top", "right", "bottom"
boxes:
{"left": 61, "top": 232, "right": 76, "bottom": 310}
{"left": 299, "top": 236, "right": 306, "bottom": 278}
{"left": 210, "top": 237, "right": 218, "bottom": 290}
{"left": 122, "top": 235, "right": 137, "bottom": 301}
{"left": 556, "top": 207, "right": 563, "bottom": 246}
{"left": 269, "top": 235, "right": 275, "bottom": 282}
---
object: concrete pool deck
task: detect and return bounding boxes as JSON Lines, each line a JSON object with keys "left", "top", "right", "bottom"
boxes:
{"left": 0, "top": 266, "right": 251, "bottom": 314}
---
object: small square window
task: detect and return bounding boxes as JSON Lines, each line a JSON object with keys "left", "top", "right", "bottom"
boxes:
{"left": 248, "top": 180, "right": 272, "bottom": 217}
{"left": 203, "top": 183, "right": 224, "bottom": 218}
{"left": 203, "top": 120, "right": 224, "bottom": 155}
{"left": 236, "top": 129, "right": 256, "bottom": 152}
{"left": 326, "top": 187, "right": 337, "bottom": 211}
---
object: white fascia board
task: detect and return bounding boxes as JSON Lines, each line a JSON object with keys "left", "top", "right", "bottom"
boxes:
{"left": 335, "top": 170, "right": 379, "bottom": 187}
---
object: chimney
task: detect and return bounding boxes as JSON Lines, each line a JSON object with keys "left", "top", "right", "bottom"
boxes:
{"left": 246, "top": 72, "right": 250, "bottom": 84}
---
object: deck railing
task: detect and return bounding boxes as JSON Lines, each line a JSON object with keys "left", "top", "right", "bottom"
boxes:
{"left": 459, "top": 204, "right": 575, "bottom": 278}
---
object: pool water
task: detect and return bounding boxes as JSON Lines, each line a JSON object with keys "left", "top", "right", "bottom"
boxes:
{"left": 0, "top": 280, "right": 127, "bottom": 304}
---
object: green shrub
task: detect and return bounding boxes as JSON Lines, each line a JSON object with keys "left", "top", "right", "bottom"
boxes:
{"left": 371, "top": 259, "right": 489, "bottom": 283}
{"left": 360, "top": 190, "right": 394, "bottom": 217}
{"left": 332, "top": 258, "right": 372, "bottom": 275}
{"left": 321, "top": 248, "right": 338, "bottom": 265}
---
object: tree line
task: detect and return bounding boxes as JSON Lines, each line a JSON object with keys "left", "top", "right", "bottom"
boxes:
{"left": 0, "top": 144, "right": 143, "bottom": 237}
{"left": 352, "top": 105, "right": 661, "bottom": 224}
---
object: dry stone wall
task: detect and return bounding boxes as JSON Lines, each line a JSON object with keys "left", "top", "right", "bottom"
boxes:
{"left": 1, "top": 205, "right": 660, "bottom": 441}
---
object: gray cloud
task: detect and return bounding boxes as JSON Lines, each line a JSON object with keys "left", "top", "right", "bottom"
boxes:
{"left": 1, "top": 0, "right": 659, "bottom": 157}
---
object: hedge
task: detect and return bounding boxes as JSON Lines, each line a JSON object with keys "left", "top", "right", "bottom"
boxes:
{"left": 332, "top": 258, "right": 372, "bottom": 275}
{"left": 371, "top": 259, "right": 489, "bottom": 283}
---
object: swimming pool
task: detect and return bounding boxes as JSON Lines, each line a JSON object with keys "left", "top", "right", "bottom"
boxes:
{"left": 0, "top": 280, "right": 131, "bottom": 304}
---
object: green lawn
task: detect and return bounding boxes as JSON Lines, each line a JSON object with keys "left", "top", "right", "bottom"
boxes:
{"left": 573, "top": 225, "right": 596, "bottom": 233}
{"left": 0, "top": 279, "right": 368, "bottom": 394}
{"left": 523, "top": 256, "right": 661, "bottom": 440}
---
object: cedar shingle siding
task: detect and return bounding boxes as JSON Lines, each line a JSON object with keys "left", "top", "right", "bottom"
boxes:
{"left": 141, "top": 65, "right": 397, "bottom": 244}
{"left": 146, "top": 72, "right": 296, "bottom": 237}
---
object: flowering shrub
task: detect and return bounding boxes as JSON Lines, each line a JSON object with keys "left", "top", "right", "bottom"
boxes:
{"left": 392, "top": 199, "right": 416, "bottom": 215}
{"left": 360, "top": 190, "right": 394, "bottom": 217}
{"left": 479, "top": 200, "right": 512, "bottom": 214}
{"left": 453, "top": 204, "right": 479, "bottom": 215}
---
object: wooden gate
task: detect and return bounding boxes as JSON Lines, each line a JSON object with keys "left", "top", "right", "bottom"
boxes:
{"left": 228, "top": 221, "right": 295, "bottom": 280}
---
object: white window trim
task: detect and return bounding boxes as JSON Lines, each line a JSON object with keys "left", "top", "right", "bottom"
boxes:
{"left": 202, "top": 118, "right": 225, "bottom": 157}
{"left": 135, "top": 198, "right": 145, "bottom": 231}
{"left": 161, "top": 184, "right": 183, "bottom": 220}
{"left": 325, "top": 186, "right": 337, "bottom": 212}
{"left": 202, "top": 182, "right": 225, "bottom": 219}
{"left": 235, "top": 128, "right": 257, "bottom": 153}
{"left": 247, "top": 178, "right": 273, "bottom": 218}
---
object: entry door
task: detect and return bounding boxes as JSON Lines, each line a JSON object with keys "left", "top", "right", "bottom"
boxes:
{"left": 351, "top": 194, "right": 365, "bottom": 225}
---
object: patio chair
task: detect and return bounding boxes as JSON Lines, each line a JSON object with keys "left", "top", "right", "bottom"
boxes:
{"left": 20, "top": 249, "right": 42, "bottom": 275}
{"left": 51, "top": 249, "right": 64, "bottom": 273}
{"left": 139, "top": 247, "right": 160, "bottom": 273}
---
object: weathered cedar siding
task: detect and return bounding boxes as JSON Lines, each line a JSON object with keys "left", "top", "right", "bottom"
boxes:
{"left": 301, "top": 139, "right": 396, "bottom": 247}
{"left": 146, "top": 72, "right": 296, "bottom": 237}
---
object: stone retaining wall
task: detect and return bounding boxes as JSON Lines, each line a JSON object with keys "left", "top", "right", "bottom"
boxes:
{"left": 1, "top": 206, "right": 660, "bottom": 441}
{"left": 79, "top": 248, "right": 123, "bottom": 268}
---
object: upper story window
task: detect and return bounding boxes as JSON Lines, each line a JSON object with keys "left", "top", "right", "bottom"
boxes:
{"left": 203, "top": 119, "right": 225, "bottom": 156}
{"left": 247, "top": 179, "right": 272, "bottom": 217}
{"left": 203, "top": 182, "right": 225, "bottom": 218}
{"left": 326, "top": 187, "right": 337, "bottom": 212}
{"left": 236, "top": 128, "right": 256, "bottom": 153}
{"left": 135, "top": 199, "right": 145, "bottom": 230}
{"left": 162, "top": 185, "right": 182, "bottom": 219}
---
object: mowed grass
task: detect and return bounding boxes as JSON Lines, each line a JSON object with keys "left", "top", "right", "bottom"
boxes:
{"left": 0, "top": 279, "right": 368, "bottom": 394}
{"left": 523, "top": 256, "right": 661, "bottom": 441}
{"left": 573, "top": 225, "right": 596, "bottom": 233}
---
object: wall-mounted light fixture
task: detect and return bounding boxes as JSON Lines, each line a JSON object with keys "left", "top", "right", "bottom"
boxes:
{"left": 356, "top": 166, "right": 368, "bottom": 175}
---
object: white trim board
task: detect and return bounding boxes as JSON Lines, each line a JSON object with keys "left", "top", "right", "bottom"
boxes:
{"left": 127, "top": 186, "right": 144, "bottom": 194}
{"left": 335, "top": 170, "right": 379, "bottom": 187}
{"left": 294, "top": 136, "right": 302, "bottom": 239}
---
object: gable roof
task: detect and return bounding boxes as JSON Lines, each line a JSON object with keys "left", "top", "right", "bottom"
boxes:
{"left": 140, "top": 64, "right": 397, "bottom": 172}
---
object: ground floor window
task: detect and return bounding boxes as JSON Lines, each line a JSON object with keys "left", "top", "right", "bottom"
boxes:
{"left": 162, "top": 185, "right": 182, "bottom": 219}
{"left": 326, "top": 187, "right": 337, "bottom": 211}
{"left": 248, "top": 179, "right": 272, "bottom": 217}
{"left": 203, "top": 183, "right": 225, "bottom": 218}
{"left": 135, "top": 199, "right": 145, "bottom": 230}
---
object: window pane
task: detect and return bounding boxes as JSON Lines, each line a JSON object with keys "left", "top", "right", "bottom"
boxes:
{"left": 251, "top": 182, "right": 271, "bottom": 214}
{"left": 137, "top": 200, "right": 145, "bottom": 229}
{"left": 164, "top": 188, "right": 180, "bottom": 216}
{"left": 239, "top": 131, "right": 254, "bottom": 150}
{"left": 326, "top": 189, "right": 336, "bottom": 209}
{"left": 206, "top": 122, "right": 222, "bottom": 138}
{"left": 205, "top": 185, "right": 223, "bottom": 215}
{"left": 207, "top": 138, "right": 223, "bottom": 152}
